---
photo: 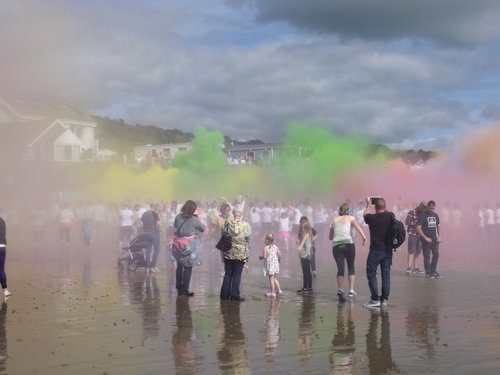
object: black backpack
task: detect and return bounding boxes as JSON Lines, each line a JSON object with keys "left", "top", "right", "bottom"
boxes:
{"left": 385, "top": 213, "right": 406, "bottom": 251}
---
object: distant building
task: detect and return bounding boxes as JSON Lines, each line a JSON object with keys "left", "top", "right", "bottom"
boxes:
{"left": 134, "top": 142, "right": 192, "bottom": 164}
{"left": 227, "top": 143, "right": 300, "bottom": 163}
{"left": 0, "top": 95, "right": 98, "bottom": 161}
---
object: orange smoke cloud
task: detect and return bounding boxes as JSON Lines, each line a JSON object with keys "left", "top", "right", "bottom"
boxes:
{"left": 461, "top": 122, "right": 500, "bottom": 173}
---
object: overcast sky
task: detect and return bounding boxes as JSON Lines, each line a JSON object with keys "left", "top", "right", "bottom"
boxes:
{"left": 2, "top": 0, "right": 500, "bottom": 149}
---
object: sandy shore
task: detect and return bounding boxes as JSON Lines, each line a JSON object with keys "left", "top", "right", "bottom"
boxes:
{"left": 2, "top": 233, "right": 500, "bottom": 374}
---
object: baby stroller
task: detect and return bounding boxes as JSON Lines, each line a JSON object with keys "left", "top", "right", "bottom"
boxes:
{"left": 118, "top": 233, "right": 150, "bottom": 271}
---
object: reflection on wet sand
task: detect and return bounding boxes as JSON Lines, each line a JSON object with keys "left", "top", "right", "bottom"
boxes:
{"left": 6, "top": 229, "right": 500, "bottom": 374}
{"left": 406, "top": 306, "right": 440, "bottom": 360}
{"left": 330, "top": 303, "right": 355, "bottom": 374}
{"left": 129, "top": 271, "right": 161, "bottom": 338}
{"left": 263, "top": 299, "right": 281, "bottom": 360}
{"left": 366, "top": 309, "right": 399, "bottom": 375}
{"left": 298, "top": 297, "right": 316, "bottom": 363}
{"left": 218, "top": 301, "right": 250, "bottom": 374}
{"left": 0, "top": 302, "right": 7, "bottom": 374}
{"left": 117, "top": 268, "right": 162, "bottom": 339}
{"left": 172, "top": 297, "right": 202, "bottom": 375}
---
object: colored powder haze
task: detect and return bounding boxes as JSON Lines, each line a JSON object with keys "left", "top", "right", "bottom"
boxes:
{"left": 88, "top": 124, "right": 376, "bottom": 202}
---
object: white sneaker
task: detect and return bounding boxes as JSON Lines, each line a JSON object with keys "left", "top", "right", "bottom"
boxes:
{"left": 3, "top": 290, "right": 11, "bottom": 297}
{"left": 364, "top": 300, "right": 381, "bottom": 308}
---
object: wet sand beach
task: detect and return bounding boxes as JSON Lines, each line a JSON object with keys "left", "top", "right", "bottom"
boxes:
{"left": 3, "top": 234, "right": 500, "bottom": 375}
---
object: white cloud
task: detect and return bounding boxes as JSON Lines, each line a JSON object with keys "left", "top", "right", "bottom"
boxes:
{"left": 0, "top": 0, "right": 492, "bottom": 149}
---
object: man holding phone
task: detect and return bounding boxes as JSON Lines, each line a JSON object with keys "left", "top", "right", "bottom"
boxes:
{"left": 416, "top": 201, "right": 441, "bottom": 278}
{"left": 363, "top": 197, "right": 393, "bottom": 307}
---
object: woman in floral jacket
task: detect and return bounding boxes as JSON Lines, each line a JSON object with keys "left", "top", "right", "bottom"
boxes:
{"left": 220, "top": 206, "right": 251, "bottom": 301}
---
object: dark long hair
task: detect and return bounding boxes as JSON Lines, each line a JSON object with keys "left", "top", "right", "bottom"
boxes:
{"left": 181, "top": 200, "right": 197, "bottom": 218}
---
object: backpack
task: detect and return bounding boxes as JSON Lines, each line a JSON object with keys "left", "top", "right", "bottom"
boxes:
{"left": 385, "top": 213, "right": 406, "bottom": 251}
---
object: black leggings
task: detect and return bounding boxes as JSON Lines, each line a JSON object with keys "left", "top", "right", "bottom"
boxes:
{"left": 332, "top": 243, "right": 356, "bottom": 277}
{"left": 0, "top": 247, "right": 6, "bottom": 289}
{"left": 300, "top": 258, "right": 313, "bottom": 289}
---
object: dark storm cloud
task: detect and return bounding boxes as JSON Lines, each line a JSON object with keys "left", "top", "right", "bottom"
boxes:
{"left": 228, "top": 0, "right": 500, "bottom": 46}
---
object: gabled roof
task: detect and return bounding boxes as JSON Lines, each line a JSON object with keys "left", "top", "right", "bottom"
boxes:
{"left": 0, "top": 119, "right": 57, "bottom": 148}
{"left": 28, "top": 119, "right": 65, "bottom": 148}
{"left": 0, "top": 95, "right": 95, "bottom": 124}
{"left": 54, "top": 128, "right": 85, "bottom": 146}
{"left": 30, "top": 122, "right": 68, "bottom": 149}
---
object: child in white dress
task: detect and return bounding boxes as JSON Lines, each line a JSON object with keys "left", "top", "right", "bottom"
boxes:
{"left": 260, "top": 233, "right": 283, "bottom": 298}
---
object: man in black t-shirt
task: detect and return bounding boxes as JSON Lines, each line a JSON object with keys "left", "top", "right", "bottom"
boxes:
{"left": 416, "top": 201, "right": 441, "bottom": 278}
{"left": 141, "top": 204, "right": 161, "bottom": 272}
{"left": 363, "top": 197, "right": 393, "bottom": 307}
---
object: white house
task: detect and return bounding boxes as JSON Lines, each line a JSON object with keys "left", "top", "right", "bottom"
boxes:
{"left": 0, "top": 95, "right": 98, "bottom": 161}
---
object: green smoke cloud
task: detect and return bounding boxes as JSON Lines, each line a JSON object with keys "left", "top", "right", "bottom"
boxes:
{"left": 272, "top": 123, "right": 372, "bottom": 198}
{"left": 88, "top": 124, "right": 385, "bottom": 202}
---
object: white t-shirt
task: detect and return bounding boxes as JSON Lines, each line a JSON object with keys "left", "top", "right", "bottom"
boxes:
{"left": 441, "top": 208, "right": 450, "bottom": 224}
{"left": 452, "top": 209, "right": 462, "bottom": 226}
{"left": 59, "top": 209, "right": 74, "bottom": 224}
{"left": 293, "top": 209, "right": 302, "bottom": 225}
{"left": 93, "top": 204, "right": 107, "bottom": 222}
{"left": 249, "top": 211, "right": 261, "bottom": 225}
{"left": 479, "top": 210, "right": 485, "bottom": 228}
{"left": 120, "top": 209, "right": 135, "bottom": 227}
{"left": 332, "top": 216, "right": 354, "bottom": 245}
{"left": 313, "top": 208, "right": 328, "bottom": 224}
{"left": 261, "top": 207, "right": 273, "bottom": 223}
{"left": 486, "top": 209, "right": 495, "bottom": 225}
{"left": 273, "top": 208, "right": 284, "bottom": 222}
{"left": 304, "top": 206, "right": 314, "bottom": 223}
{"left": 279, "top": 217, "right": 290, "bottom": 232}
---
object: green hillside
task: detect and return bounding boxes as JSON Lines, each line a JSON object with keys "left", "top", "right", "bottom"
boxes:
{"left": 93, "top": 116, "right": 194, "bottom": 155}
{"left": 93, "top": 115, "right": 436, "bottom": 163}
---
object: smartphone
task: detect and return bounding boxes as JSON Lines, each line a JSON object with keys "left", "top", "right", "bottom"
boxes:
{"left": 370, "top": 197, "right": 381, "bottom": 205}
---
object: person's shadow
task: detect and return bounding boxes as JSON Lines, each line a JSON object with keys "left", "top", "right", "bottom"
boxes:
{"left": 217, "top": 301, "right": 249, "bottom": 373}
{"left": 366, "top": 309, "right": 400, "bottom": 375}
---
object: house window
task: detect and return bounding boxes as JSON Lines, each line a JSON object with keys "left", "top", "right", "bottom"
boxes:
{"left": 64, "top": 145, "right": 73, "bottom": 160}
{"left": 163, "top": 148, "right": 171, "bottom": 157}
{"left": 71, "top": 126, "right": 84, "bottom": 140}
{"left": 178, "top": 147, "right": 188, "bottom": 152}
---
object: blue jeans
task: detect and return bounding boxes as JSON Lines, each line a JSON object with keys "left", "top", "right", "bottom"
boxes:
{"left": 366, "top": 250, "right": 392, "bottom": 302}
{"left": 144, "top": 231, "right": 160, "bottom": 268}
{"left": 220, "top": 259, "right": 245, "bottom": 300}
{"left": 176, "top": 264, "right": 192, "bottom": 293}
{"left": 421, "top": 241, "right": 439, "bottom": 274}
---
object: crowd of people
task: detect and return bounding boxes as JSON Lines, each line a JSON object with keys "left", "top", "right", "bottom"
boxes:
{"left": 2, "top": 192, "right": 497, "bottom": 307}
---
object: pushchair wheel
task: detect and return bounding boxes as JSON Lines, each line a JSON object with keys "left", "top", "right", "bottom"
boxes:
{"left": 128, "top": 260, "right": 137, "bottom": 271}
